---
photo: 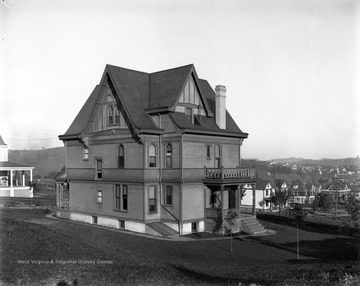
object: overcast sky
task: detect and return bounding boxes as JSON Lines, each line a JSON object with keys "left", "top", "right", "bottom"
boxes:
{"left": 0, "top": 0, "right": 359, "bottom": 160}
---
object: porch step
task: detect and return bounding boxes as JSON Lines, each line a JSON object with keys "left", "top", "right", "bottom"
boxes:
{"left": 146, "top": 222, "right": 178, "bottom": 237}
{"left": 241, "top": 215, "right": 266, "bottom": 235}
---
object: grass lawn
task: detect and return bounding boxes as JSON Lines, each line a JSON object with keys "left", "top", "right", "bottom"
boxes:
{"left": 0, "top": 208, "right": 359, "bottom": 286}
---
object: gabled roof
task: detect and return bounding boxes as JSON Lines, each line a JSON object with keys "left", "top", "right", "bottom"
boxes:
{"left": 256, "top": 180, "right": 271, "bottom": 189}
{"left": 59, "top": 64, "right": 248, "bottom": 140}
{"left": 0, "top": 135, "right": 7, "bottom": 146}
{"left": 60, "top": 85, "right": 101, "bottom": 140}
{"left": 149, "top": 64, "right": 192, "bottom": 110}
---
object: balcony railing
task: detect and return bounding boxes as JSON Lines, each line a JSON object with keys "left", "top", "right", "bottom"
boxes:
{"left": 204, "top": 167, "right": 256, "bottom": 181}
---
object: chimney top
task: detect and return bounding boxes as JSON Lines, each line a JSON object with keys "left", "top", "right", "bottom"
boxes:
{"left": 215, "top": 85, "right": 227, "bottom": 95}
{"left": 215, "top": 85, "right": 226, "bottom": 129}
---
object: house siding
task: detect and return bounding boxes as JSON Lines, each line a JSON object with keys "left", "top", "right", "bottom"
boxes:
{"left": 181, "top": 183, "right": 205, "bottom": 221}
{"left": 69, "top": 182, "right": 144, "bottom": 221}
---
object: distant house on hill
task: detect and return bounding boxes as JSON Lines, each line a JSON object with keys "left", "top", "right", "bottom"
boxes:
{"left": 322, "top": 178, "right": 351, "bottom": 203}
{"left": 0, "top": 135, "right": 34, "bottom": 198}
{"left": 242, "top": 180, "right": 274, "bottom": 211}
{"left": 56, "top": 64, "right": 261, "bottom": 236}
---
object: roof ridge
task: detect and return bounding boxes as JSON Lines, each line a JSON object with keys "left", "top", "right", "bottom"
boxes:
{"left": 106, "top": 64, "right": 150, "bottom": 76}
{"left": 150, "top": 64, "right": 194, "bottom": 75}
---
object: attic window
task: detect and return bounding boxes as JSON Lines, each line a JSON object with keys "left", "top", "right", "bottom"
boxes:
{"left": 108, "top": 106, "right": 114, "bottom": 125}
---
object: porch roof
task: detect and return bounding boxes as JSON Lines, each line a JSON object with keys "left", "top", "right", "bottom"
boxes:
{"left": 0, "top": 161, "right": 34, "bottom": 170}
{"left": 203, "top": 178, "right": 259, "bottom": 186}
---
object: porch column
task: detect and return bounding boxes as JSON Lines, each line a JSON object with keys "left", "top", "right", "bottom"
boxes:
{"left": 22, "top": 171, "right": 26, "bottom": 187}
{"left": 236, "top": 185, "right": 240, "bottom": 215}
{"left": 10, "top": 170, "right": 14, "bottom": 197}
{"left": 220, "top": 186, "right": 224, "bottom": 234}
{"left": 252, "top": 184, "right": 256, "bottom": 216}
{"left": 29, "top": 169, "right": 33, "bottom": 198}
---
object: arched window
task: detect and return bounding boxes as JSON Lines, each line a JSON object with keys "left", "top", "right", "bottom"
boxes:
{"left": 215, "top": 145, "right": 221, "bottom": 168}
{"left": 118, "top": 144, "right": 124, "bottom": 168}
{"left": 149, "top": 144, "right": 157, "bottom": 167}
{"left": 166, "top": 144, "right": 172, "bottom": 168}
{"left": 114, "top": 107, "right": 120, "bottom": 124}
{"left": 108, "top": 106, "right": 114, "bottom": 125}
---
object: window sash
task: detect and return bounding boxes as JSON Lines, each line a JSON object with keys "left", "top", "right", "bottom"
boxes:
{"left": 96, "top": 160, "right": 103, "bottom": 179}
{"left": 114, "top": 185, "right": 127, "bottom": 211}
{"left": 165, "top": 186, "right": 172, "bottom": 205}
{"left": 148, "top": 186, "right": 157, "bottom": 213}
{"left": 83, "top": 147, "right": 89, "bottom": 160}
{"left": 96, "top": 190, "right": 103, "bottom": 203}
{"left": 206, "top": 145, "right": 211, "bottom": 159}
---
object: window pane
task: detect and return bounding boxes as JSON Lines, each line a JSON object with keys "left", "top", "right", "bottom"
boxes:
{"left": 149, "top": 187, "right": 155, "bottom": 199}
{"left": 119, "top": 145, "right": 124, "bottom": 156}
{"left": 206, "top": 145, "right": 211, "bottom": 158}
{"left": 215, "top": 146, "right": 220, "bottom": 158}
{"left": 149, "top": 186, "right": 156, "bottom": 213}
{"left": 166, "top": 186, "right": 172, "bottom": 205}
{"left": 166, "top": 156, "right": 172, "bottom": 168}
{"left": 108, "top": 106, "right": 114, "bottom": 125}
{"left": 149, "top": 157, "right": 156, "bottom": 167}
{"left": 122, "top": 186, "right": 128, "bottom": 211}
{"left": 149, "top": 144, "right": 156, "bottom": 156}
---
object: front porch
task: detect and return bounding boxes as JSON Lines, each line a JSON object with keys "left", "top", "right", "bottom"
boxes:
{"left": 203, "top": 166, "right": 263, "bottom": 234}
{"left": 0, "top": 162, "right": 34, "bottom": 198}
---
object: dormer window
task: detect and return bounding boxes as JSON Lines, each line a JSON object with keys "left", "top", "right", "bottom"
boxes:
{"left": 114, "top": 108, "right": 120, "bottom": 124}
{"left": 108, "top": 106, "right": 114, "bottom": 125}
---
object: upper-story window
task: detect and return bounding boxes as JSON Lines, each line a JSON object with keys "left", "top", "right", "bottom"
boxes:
{"left": 108, "top": 106, "right": 114, "bottom": 125}
{"left": 165, "top": 144, "right": 172, "bottom": 168}
{"left": 114, "top": 107, "right": 120, "bottom": 124}
{"left": 206, "top": 145, "right": 211, "bottom": 160}
{"left": 149, "top": 144, "right": 157, "bottom": 167}
{"left": 215, "top": 145, "right": 221, "bottom": 168}
{"left": 96, "top": 159, "right": 103, "bottom": 179}
{"left": 83, "top": 146, "right": 89, "bottom": 160}
{"left": 118, "top": 144, "right": 124, "bottom": 169}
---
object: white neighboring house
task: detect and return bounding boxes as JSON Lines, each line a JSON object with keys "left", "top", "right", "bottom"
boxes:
{"left": 241, "top": 180, "right": 274, "bottom": 211}
{"left": 322, "top": 178, "right": 351, "bottom": 203}
{"left": 0, "top": 135, "right": 34, "bottom": 198}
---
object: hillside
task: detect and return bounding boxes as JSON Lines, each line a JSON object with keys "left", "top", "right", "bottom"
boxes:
{"left": 270, "top": 157, "right": 360, "bottom": 168}
{"left": 9, "top": 147, "right": 65, "bottom": 178}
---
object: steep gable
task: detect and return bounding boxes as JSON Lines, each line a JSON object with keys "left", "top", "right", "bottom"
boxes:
{"left": 105, "top": 65, "right": 159, "bottom": 131}
{"left": 59, "top": 85, "right": 101, "bottom": 140}
{"left": 59, "top": 63, "right": 248, "bottom": 140}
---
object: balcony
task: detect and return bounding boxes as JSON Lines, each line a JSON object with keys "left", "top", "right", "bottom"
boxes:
{"left": 203, "top": 167, "right": 257, "bottom": 185}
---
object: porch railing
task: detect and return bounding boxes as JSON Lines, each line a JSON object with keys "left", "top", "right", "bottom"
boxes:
{"left": 204, "top": 167, "right": 256, "bottom": 180}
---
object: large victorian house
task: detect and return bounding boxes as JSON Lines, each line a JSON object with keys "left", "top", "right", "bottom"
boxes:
{"left": 56, "top": 64, "right": 260, "bottom": 236}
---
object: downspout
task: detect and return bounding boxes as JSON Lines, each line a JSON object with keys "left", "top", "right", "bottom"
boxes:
{"left": 158, "top": 114, "right": 163, "bottom": 215}
{"left": 179, "top": 133, "right": 184, "bottom": 235}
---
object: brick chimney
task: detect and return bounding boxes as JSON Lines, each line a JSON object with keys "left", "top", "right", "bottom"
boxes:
{"left": 215, "top": 85, "right": 226, "bottom": 129}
